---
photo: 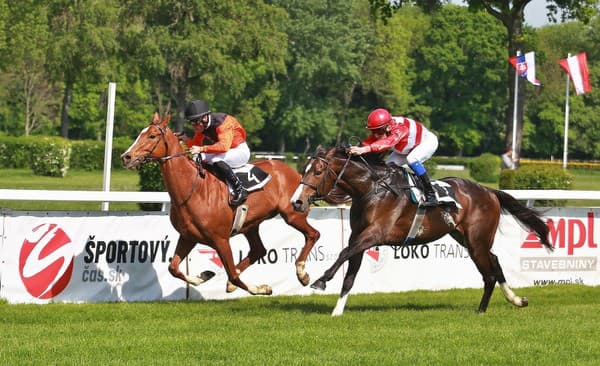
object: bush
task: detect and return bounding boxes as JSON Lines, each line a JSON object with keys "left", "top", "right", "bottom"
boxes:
{"left": 500, "top": 164, "right": 573, "bottom": 206}
{"left": 138, "top": 161, "right": 165, "bottom": 211}
{"left": 70, "top": 140, "right": 105, "bottom": 171}
{"left": 499, "top": 169, "right": 518, "bottom": 189}
{"left": 30, "top": 137, "right": 71, "bottom": 177}
{"left": 0, "top": 135, "right": 36, "bottom": 169}
{"left": 469, "top": 153, "right": 500, "bottom": 183}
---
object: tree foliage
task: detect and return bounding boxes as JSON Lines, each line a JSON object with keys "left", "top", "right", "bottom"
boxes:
{"left": 0, "top": 0, "right": 598, "bottom": 161}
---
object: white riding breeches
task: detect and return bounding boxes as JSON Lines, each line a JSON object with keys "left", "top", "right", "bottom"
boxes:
{"left": 203, "top": 142, "right": 250, "bottom": 168}
{"left": 386, "top": 129, "right": 439, "bottom": 166}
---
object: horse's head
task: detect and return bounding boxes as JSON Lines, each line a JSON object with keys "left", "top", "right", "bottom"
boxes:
{"left": 291, "top": 145, "right": 351, "bottom": 212}
{"left": 121, "top": 112, "right": 174, "bottom": 170}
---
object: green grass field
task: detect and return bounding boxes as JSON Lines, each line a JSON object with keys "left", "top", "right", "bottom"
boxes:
{"left": 1, "top": 285, "right": 599, "bottom": 365}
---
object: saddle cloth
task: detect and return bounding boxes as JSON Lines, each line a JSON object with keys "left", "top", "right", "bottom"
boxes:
{"left": 402, "top": 170, "right": 462, "bottom": 208}
{"left": 232, "top": 164, "right": 271, "bottom": 192}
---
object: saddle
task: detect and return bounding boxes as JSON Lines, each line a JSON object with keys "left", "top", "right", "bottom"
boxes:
{"left": 204, "top": 163, "right": 272, "bottom": 192}
{"left": 231, "top": 164, "right": 272, "bottom": 192}
{"left": 388, "top": 165, "right": 461, "bottom": 208}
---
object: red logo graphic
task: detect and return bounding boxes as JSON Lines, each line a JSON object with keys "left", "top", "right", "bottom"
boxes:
{"left": 198, "top": 249, "right": 223, "bottom": 268}
{"left": 521, "top": 213, "right": 599, "bottom": 255}
{"left": 366, "top": 247, "right": 380, "bottom": 262}
{"left": 19, "top": 224, "right": 74, "bottom": 299}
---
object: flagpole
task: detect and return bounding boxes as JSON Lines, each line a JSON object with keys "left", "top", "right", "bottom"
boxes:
{"left": 562, "top": 53, "right": 571, "bottom": 169}
{"left": 511, "top": 50, "right": 520, "bottom": 170}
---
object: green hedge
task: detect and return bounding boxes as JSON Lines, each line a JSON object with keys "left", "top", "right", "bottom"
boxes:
{"left": 0, "top": 135, "right": 37, "bottom": 168}
{"left": 470, "top": 153, "right": 500, "bottom": 183}
{"left": 0, "top": 135, "right": 135, "bottom": 176}
{"left": 138, "top": 161, "right": 166, "bottom": 211}
{"left": 500, "top": 164, "right": 573, "bottom": 206}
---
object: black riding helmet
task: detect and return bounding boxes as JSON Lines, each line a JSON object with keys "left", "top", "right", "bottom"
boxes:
{"left": 184, "top": 100, "right": 211, "bottom": 121}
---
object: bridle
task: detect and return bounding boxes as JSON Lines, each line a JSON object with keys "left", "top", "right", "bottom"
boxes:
{"left": 300, "top": 151, "right": 404, "bottom": 202}
{"left": 144, "top": 123, "right": 189, "bottom": 163}
{"left": 135, "top": 122, "right": 200, "bottom": 207}
{"left": 300, "top": 154, "right": 352, "bottom": 202}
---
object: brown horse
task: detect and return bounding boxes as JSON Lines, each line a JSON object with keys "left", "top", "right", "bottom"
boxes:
{"left": 121, "top": 113, "right": 320, "bottom": 295}
{"left": 291, "top": 145, "right": 551, "bottom": 316}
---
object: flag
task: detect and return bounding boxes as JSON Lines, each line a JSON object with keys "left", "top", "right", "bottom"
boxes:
{"left": 559, "top": 52, "right": 592, "bottom": 95}
{"left": 509, "top": 51, "right": 541, "bottom": 86}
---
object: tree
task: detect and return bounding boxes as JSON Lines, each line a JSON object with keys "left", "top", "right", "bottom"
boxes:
{"left": 2, "top": 1, "right": 58, "bottom": 136}
{"left": 46, "top": 0, "right": 120, "bottom": 138}
{"left": 266, "top": 0, "right": 373, "bottom": 153}
{"left": 370, "top": 0, "right": 598, "bottom": 160}
{"left": 413, "top": 5, "right": 507, "bottom": 156}
{"left": 119, "top": 0, "right": 288, "bottom": 147}
{"left": 527, "top": 20, "right": 600, "bottom": 159}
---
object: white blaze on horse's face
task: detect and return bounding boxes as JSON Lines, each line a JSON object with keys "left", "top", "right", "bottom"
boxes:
{"left": 290, "top": 183, "right": 305, "bottom": 204}
{"left": 121, "top": 126, "right": 151, "bottom": 169}
{"left": 123, "top": 126, "right": 150, "bottom": 155}
{"left": 304, "top": 162, "right": 313, "bottom": 173}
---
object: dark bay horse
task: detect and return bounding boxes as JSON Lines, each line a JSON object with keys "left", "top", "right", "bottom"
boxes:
{"left": 291, "top": 145, "right": 551, "bottom": 316}
{"left": 121, "top": 113, "right": 320, "bottom": 295}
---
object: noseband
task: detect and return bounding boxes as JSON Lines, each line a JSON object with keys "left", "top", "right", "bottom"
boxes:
{"left": 300, "top": 154, "right": 351, "bottom": 202}
{"left": 144, "top": 124, "right": 189, "bottom": 163}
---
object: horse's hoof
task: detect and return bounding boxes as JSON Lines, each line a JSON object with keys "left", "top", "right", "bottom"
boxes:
{"left": 226, "top": 281, "right": 238, "bottom": 293}
{"left": 199, "top": 271, "right": 216, "bottom": 282}
{"left": 311, "top": 280, "right": 326, "bottom": 291}
{"left": 520, "top": 297, "right": 529, "bottom": 307}
{"left": 258, "top": 285, "right": 273, "bottom": 295}
{"left": 298, "top": 272, "right": 310, "bottom": 286}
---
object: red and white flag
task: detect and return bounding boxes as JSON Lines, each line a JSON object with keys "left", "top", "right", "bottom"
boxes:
{"left": 559, "top": 52, "right": 592, "bottom": 95}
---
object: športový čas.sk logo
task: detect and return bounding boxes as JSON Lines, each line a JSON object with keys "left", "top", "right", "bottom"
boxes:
{"left": 19, "top": 224, "right": 74, "bottom": 299}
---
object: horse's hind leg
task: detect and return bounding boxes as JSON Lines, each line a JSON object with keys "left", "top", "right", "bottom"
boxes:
{"left": 280, "top": 210, "right": 321, "bottom": 286}
{"left": 169, "top": 237, "right": 215, "bottom": 285}
{"left": 331, "top": 252, "right": 364, "bottom": 317}
{"left": 450, "top": 230, "right": 497, "bottom": 313}
{"left": 226, "top": 226, "right": 268, "bottom": 293}
{"left": 491, "top": 253, "right": 528, "bottom": 307}
{"left": 214, "top": 237, "right": 272, "bottom": 296}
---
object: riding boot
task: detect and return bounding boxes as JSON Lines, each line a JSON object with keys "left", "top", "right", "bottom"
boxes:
{"left": 418, "top": 172, "right": 439, "bottom": 207}
{"left": 213, "top": 161, "right": 248, "bottom": 206}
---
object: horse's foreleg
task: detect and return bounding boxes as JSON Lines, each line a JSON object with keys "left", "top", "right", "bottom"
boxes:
{"left": 283, "top": 212, "right": 321, "bottom": 286}
{"left": 332, "top": 252, "right": 364, "bottom": 317}
{"left": 311, "top": 232, "right": 374, "bottom": 291}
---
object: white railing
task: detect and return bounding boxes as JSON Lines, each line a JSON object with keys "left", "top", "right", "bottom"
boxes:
{"left": 0, "top": 189, "right": 599, "bottom": 211}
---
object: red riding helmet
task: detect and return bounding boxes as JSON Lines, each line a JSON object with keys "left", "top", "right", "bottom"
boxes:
{"left": 366, "top": 108, "right": 392, "bottom": 130}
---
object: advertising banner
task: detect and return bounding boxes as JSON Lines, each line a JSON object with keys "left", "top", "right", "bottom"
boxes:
{"left": 1, "top": 207, "right": 598, "bottom": 304}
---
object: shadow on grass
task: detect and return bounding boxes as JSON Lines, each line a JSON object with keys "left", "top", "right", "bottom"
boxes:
{"left": 267, "top": 298, "right": 462, "bottom": 315}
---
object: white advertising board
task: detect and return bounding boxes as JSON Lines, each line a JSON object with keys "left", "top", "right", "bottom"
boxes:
{"left": 1, "top": 207, "right": 598, "bottom": 304}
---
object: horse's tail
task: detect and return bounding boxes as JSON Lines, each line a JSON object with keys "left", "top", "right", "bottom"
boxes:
{"left": 493, "top": 189, "right": 552, "bottom": 250}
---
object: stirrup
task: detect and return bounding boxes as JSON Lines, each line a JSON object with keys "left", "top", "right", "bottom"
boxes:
{"left": 229, "top": 188, "right": 248, "bottom": 206}
{"left": 420, "top": 192, "right": 439, "bottom": 208}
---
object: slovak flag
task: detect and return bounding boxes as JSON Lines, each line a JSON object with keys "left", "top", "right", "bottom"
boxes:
{"left": 559, "top": 52, "right": 592, "bottom": 95}
{"left": 509, "top": 51, "right": 541, "bottom": 86}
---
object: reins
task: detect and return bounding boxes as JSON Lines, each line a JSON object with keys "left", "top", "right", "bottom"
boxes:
{"left": 355, "top": 155, "right": 407, "bottom": 196}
